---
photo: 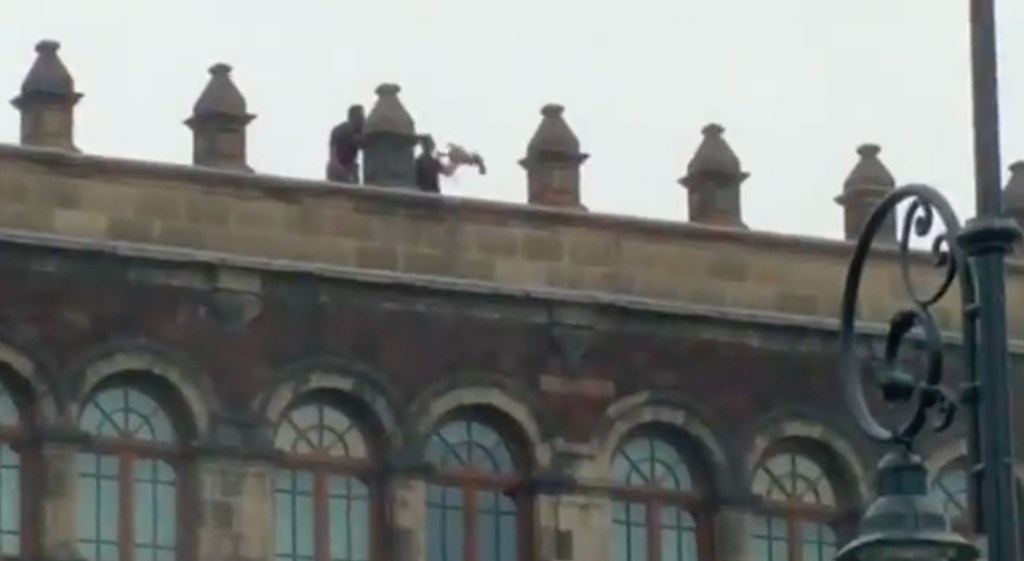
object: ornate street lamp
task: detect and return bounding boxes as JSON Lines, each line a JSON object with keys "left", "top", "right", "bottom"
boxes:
{"left": 836, "top": 2, "right": 1021, "bottom": 560}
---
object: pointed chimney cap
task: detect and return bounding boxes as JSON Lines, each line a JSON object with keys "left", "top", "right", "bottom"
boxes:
{"left": 190, "top": 63, "right": 252, "bottom": 121}
{"left": 1003, "top": 160, "right": 1024, "bottom": 211}
{"left": 842, "top": 143, "right": 895, "bottom": 192}
{"left": 524, "top": 103, "right": 587, "bottom": 161}
{"left": 685, "top": 123, "right": 743, "bottom": 176}
{"left": 13, "top": 39, "right": 80, "bottom": 104}
{"left": 364, "top": 83, "right": 416, "bottom": 136}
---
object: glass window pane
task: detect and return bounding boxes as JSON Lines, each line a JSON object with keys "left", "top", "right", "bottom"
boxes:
{"left": 611, "top": 501, "right": 647, "bottom": 561}
{"left": 476, "top": 491, "right": 517, "bottom": 561}
{"left": 0, "top": 444, "right": 20, "bottom": 555}
{"left": 749, "top": 515, "right": 789, "bottom": 561}
{"left": 427, "top": 484, "right": 464, "bottom": 561}
{"left": 134, "top": 459, "right": 177, "bottom": 559}
{"left": 801, "top": 522, "right": 837, "bottom": 561}
{"left": 80, "top": 387, "right": 175, "bottom": 443}
{"left": 275, "top": 469, "right": 315, "bottom": 561}
{"left": 276, "top": 404, "right": 368, "bottom": 459}
{"left": 327, "top": 475, "right": 370, "bottom": 561}
{"left": 661, "top": 506, "right": 698, "bottom": 561}
{"left": 611, "top": 436, "right": 693, "bottom": 491}
{"left": 0, "top": 385, "right": 16, "bottom": 426}
{"left": 426, "top": 420, "right": 515, "bottom": 474}
{"left": 753, "top": 453, "right": 835, "bottom": 507}
{"left": 77, "top": 453, "right": 121, "bottom": 561}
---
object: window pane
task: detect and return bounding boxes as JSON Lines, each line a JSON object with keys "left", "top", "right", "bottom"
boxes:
{"left": 800, "top": 522, "right": 837, "bottom": 561}
{"left": 327, "top": 475, "right": 370, "bottom": 561}
{"left": 0, "top": 444, "right": 19, "bottom": 555}
{"left": 611, "top": 436, "right": 693, "bottom": 491}
{"left": 749, "top": 515, "right": 788, "bottom": 561}
{"left": 275, "top": 470, "right": 315, "bottom": 561}
{"left": 134, "top": 459, "right": 177, "bottom": 561}
{"left": 661, "top": 506, "right": 698, "bottom": 561}
{"left": 476, "top": 491, "right": 517, "bottom": 561}
{"left": 80, "top": 387, "right": 175, "bottom": 443}
{"left": 77, "top": 453, "right": 121, "bottom": 561}
{"left": 275, "top": 404, "right": 368, "bottom": 459}
{"left": 427, "top": 484, "right": 464, "bottom": 561}
{"left": 610, "top": 501, "right": 647, "bottom": 561}
{"left": 752, "top": 453, "right": 835, "bottom": 507}
{"left": 426, "top": 421, "right": 515, "bottom": 474}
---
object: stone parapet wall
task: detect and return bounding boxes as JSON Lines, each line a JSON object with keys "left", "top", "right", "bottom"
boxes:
{"left": 2, "top": 144, "right": 1022, "bottom": 337}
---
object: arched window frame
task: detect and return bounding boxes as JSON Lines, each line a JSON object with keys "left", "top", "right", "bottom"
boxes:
{"left": 76, "top": 378, "right": 189, "bottom": 561}
{"left": 424, "top": 411, "right": 531, "bottom": 561}
{"left": 0, "top": 379, "right": 28, "bottom": 559}
{"left": 930, "top": 458, "right": 970, "bottom": 536}
{"left": 749, "top": 448, "right": 842, "bottom": 561}
{"left": 607, "top": 428, "right": 712, "bottom": 561}
{"left": 273, "top": 395, "right": 381, "bottom": 561}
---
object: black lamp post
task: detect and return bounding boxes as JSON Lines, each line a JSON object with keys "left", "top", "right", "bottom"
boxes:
{"left": 835, "top": 1, "right": 1021, "bottom": 561}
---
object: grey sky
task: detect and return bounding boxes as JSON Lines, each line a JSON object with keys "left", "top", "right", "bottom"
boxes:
{"left": 3, "top": 1, "right": 1024, "bottom": 239}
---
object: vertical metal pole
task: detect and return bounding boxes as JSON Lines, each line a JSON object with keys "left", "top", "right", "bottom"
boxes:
{"left": 966, "top": 0, "right": 1021, "bottom": 560}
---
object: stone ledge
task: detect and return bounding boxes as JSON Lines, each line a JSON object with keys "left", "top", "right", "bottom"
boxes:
{"left": 2, "top": 141, "right": 1021, "bottom": 338}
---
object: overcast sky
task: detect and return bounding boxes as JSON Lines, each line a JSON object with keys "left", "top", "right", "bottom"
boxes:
{"left": 3, "top": 1, "right": 1024, "bottom": 240}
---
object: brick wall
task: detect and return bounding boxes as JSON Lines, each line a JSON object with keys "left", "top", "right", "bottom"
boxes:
{"left": 2, "top": 145, "right": 1016, "bottom": 338}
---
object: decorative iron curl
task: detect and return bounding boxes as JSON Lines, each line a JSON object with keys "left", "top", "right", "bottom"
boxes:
{"left": 838, "top": 184, "right": 977, "bottom": 448}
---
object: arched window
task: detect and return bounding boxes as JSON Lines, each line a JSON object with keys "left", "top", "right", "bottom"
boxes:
{"left": 425, "top": 417, "right": 524, "bottom": 561}
{"left": 0, "top": 383, "right": 22, "bottom": 556}
{"left": 609, "top": 433, "right": 704, "bottom": 561}
{"left": 76, "top": 385, "right": 179, "bottom": 561}
{"left": 274, "top": 400, "right": 373, "bottom": 561}
{"left": 749, "top": 452, "right": 839, "bottom": 561}
{"left": 931, "top": 462, "right": 969, "bottom": 533}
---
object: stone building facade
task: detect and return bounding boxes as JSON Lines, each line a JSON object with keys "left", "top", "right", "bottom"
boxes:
{"left": 0, "top": 40, "right": 1022, "bottom": 561}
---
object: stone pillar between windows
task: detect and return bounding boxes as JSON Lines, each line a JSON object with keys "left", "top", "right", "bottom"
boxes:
{"left": 36, "top": 433, "right": 84, "bottom": 555}
{"left": 714, "top": 506, "right": 752, "bottom": 561}
{"left": 195, "top": 456, "right": 274, "bottom": 561}
{"left": 534, "top": 489, "right": 610, "bottom": 561}
{"left": 390, "top": 473, "right": 427, "bottom": 561}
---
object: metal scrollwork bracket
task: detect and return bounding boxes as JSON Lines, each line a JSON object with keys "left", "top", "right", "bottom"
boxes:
{"left": 838, "top": 184, "right": 978, "bottom": 450}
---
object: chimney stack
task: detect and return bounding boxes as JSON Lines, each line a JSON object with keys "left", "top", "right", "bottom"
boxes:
{"left": 679, "top": 124, "right": 748, "bottom": 228}
{"left": 185, "top": 63, "right": 255, "bottom": 172}
{"left": 11, "top": 40, "right": 82, "bottom": 151}
{"left": 519, "top": 104, "right": 589, "bottom": 210}
{"left": 362, "top": 83, "right": 417, "bottom": 188}
{"left": 835, "top": 144, "right": 896, "bottom": 243}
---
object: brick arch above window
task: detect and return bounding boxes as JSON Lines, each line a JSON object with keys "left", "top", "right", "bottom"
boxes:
{"left": 78, "top": 384, "right": 177, "bottom": 443}
{"left": 0, "top": 383, "right": 18, "bottom": 428}
{"left": 274, "top": 398, "right": 370, "bottom": 459}
{"left": 70, "top": 346, "right": 213, "bottom": 440}
{"left": 744, "top": 418, "right": 869, "bottom": 505}
{"left": 0, "top": 339, "right": 55, "bottom": 426}
{"left": 410, "top": 382, "right": 550, "bottom": 471}
{"left": 611, "top": 433, "right": 694, "bottom": 491}
{"left": 751, "top": 452, "right": 836, "bottom": 508}
{"left": 426, "top": 417, "right": 520, "bottom": 474}
{"left": 260, "top": 362, "right": 401, "bottom": 452}
{"left": 588, "top": 392, "right": 728, "bottom": 493}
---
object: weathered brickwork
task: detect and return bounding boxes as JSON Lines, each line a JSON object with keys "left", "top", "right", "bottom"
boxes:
{"left": 3, "top": 38, "right": 1023, "bottom": 561}
{"left": 3, "top": 146, "right": 1024, "bottom": 339}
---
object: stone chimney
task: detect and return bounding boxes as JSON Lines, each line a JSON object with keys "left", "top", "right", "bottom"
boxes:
{"left": 519, "top": 104, "right": 589, "bottom": 210}
{"left": 185, "top": 63, "right": 255, "bottom": 172}
{"left": 835, "top": 144, "right": 896, "bottom": 243}
{"left": 10, "top": 40, "right": 82, "bottom": 151}
{"left": 679, "top": 124, "right": 748, "bottom": 228}
{"left": 1003, "top": 161, "right": 1024, "bottom": 235}
{"left": 362, "top": 83, "right": 417, "bottom": 188}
